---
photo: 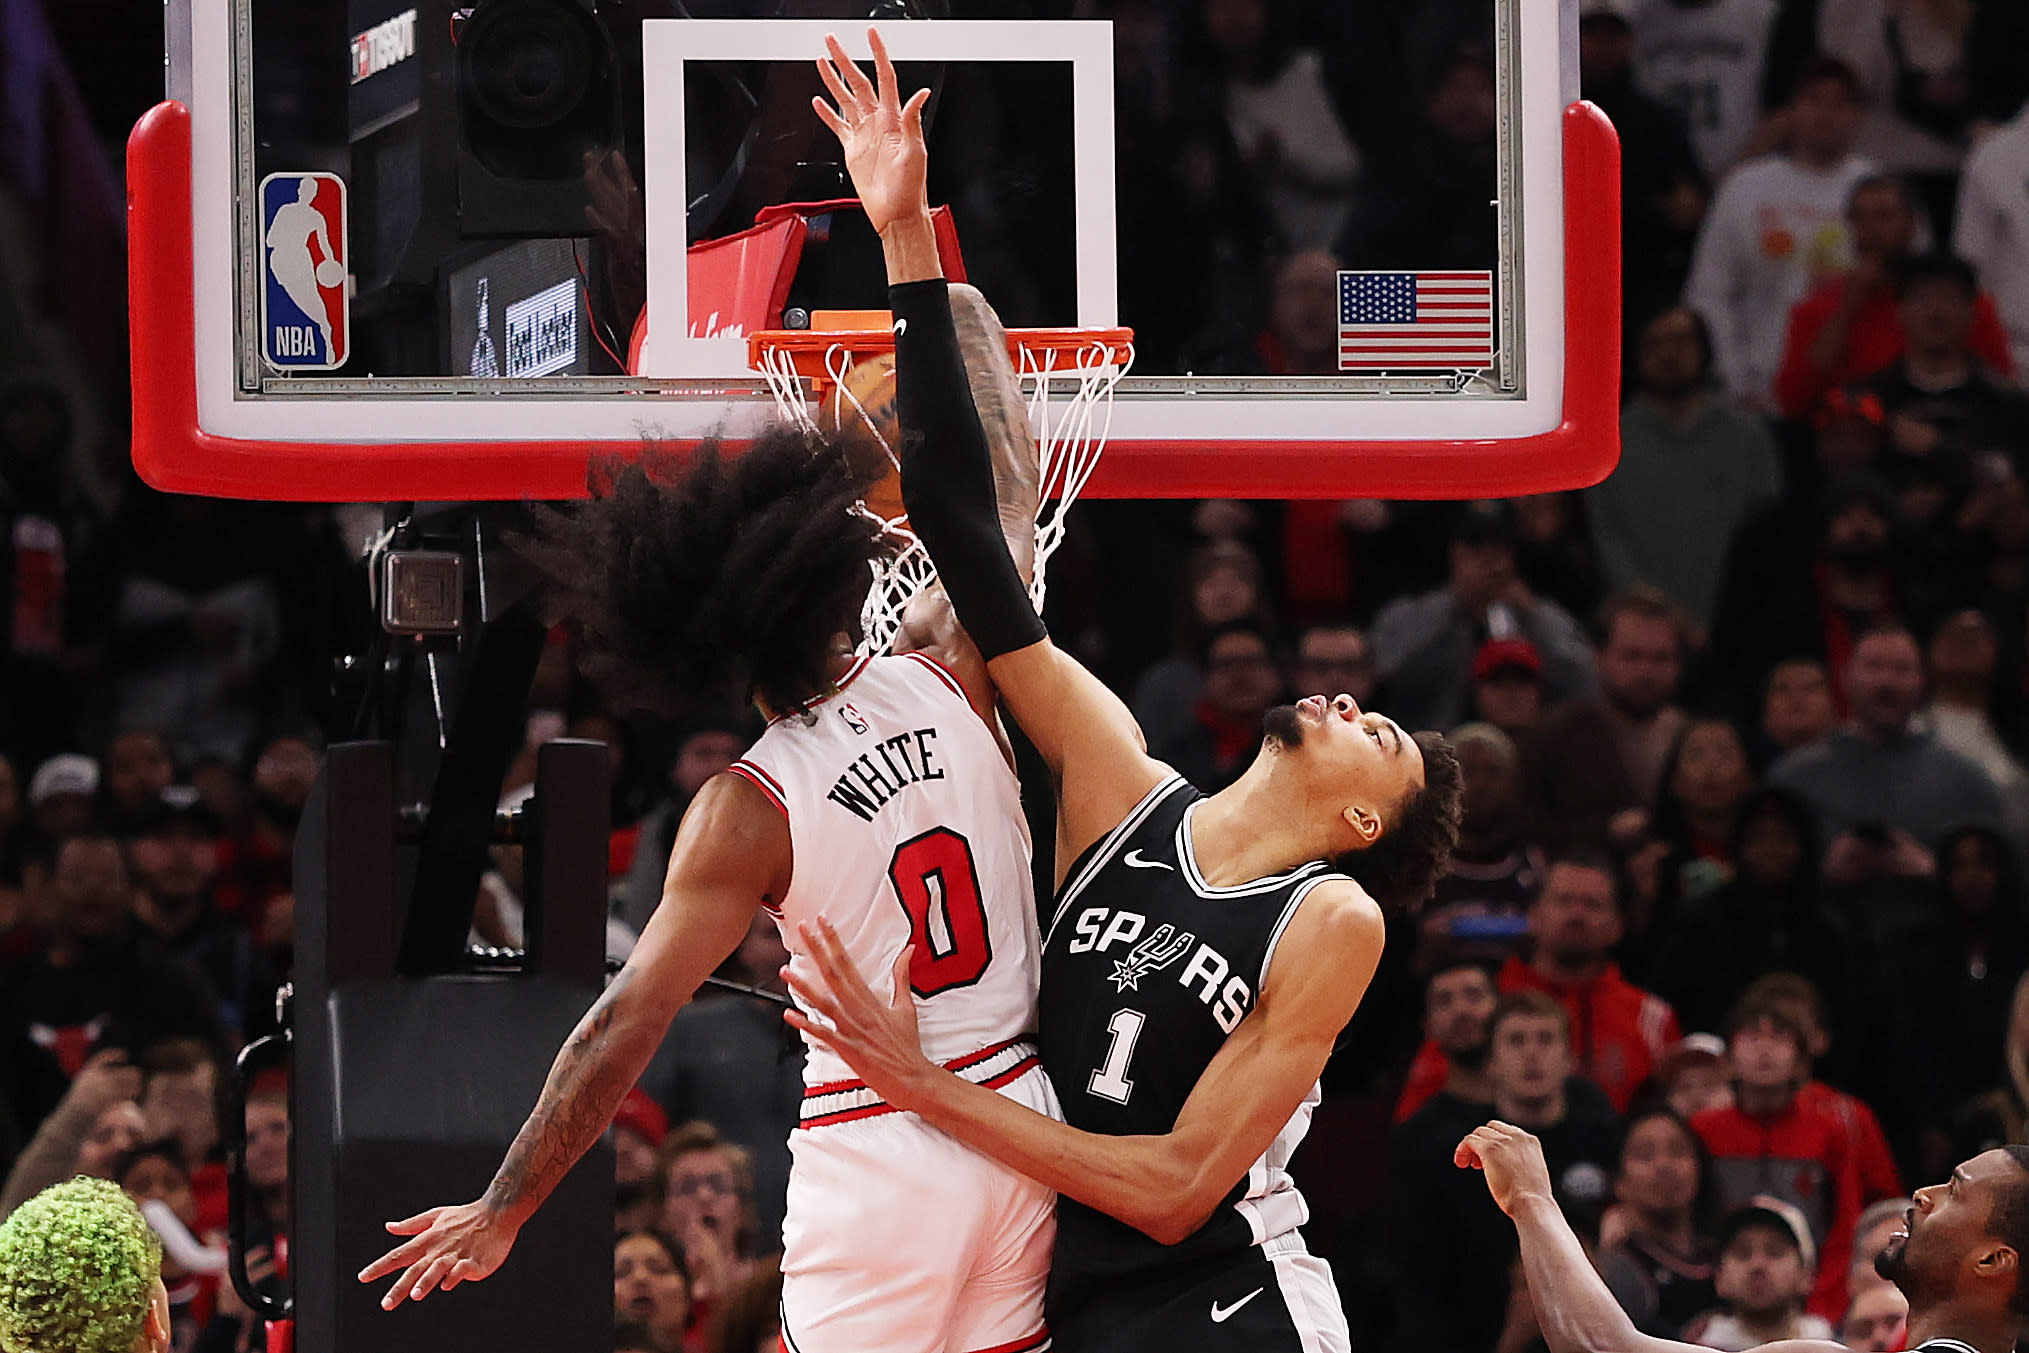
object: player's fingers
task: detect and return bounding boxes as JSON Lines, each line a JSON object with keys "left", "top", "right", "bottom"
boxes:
{"left": 869, "top": 28, "right": 899, "bottom": 107}
{"left": 782, "top": 1009, "right": 841, "bottom": 1054}
{"left": 826, "top": 35, "right": 875, "bottom": 108}
{"left": 358, "top": 1233, "right": 432, "bottom": 1283}
{"left": 781, "top": 967, "right": 843, "bottom": 1025}
{"left": 812, "top": 95, "right": 848, "bottom": 141}
{"left": 408, "top": 1253, "right": 459, "bottom": 1304}
{"left": 386, "top": 1207, "right": 444, "bottom": 1235}
{"left": 901, "top": 87, "right": 930, "bottom": 136}
{"left": 815, "top": 54, "right": 855, "bottom": 115}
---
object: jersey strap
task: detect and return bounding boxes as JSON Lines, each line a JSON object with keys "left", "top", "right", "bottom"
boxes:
{"left": 1045, "top": 774, "right": 1192, "bottom": 942}
{"left": 798, "top": 1036, "right": 1038, "bottom": 1128}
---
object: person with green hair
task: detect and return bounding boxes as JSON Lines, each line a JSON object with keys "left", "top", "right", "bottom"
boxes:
{"left": 0, "top": 1176, "right": 170, "bottom": 1353}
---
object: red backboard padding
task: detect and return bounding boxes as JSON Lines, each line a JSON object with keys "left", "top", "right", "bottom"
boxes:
{"left": 128, "top": 100, "right": 1619, "bottom": 502}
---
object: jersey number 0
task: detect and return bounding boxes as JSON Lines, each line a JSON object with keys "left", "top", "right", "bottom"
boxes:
{"left": 889, "top": 827, "right": 992, "bottom": 996}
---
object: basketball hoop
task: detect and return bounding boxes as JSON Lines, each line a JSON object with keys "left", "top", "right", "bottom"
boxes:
{"left": 749, "top": 321, "right": 1134, "bottom": 657}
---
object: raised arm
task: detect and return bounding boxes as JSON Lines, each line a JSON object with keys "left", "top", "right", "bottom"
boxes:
{"left": 784, "top": 883, "right": 1384, "bottom": 1243}
{"left": 814, "top": 30, "right": 1165, "bottom": 855}
{"left": 357, "top": 772, "right": 784, "bottom": 1308}
{"left": 1456, "top": 1123, "right": 1846, "bottom": 1353}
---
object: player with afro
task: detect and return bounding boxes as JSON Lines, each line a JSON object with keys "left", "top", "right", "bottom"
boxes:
{"left": 0, "top": 1176, "right": 171, "bottom": 1353}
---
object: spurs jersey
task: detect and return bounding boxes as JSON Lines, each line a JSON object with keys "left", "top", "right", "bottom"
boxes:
{"left": 731, "top": 653, "right": 1042, "bottom": 1095}
{"left": 1039, "top": 774, "right": 1349, "bottom": 1322}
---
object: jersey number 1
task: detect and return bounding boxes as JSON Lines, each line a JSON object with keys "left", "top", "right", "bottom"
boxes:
{"left": 889, "top": 827, "right": 992, "bottom": 997}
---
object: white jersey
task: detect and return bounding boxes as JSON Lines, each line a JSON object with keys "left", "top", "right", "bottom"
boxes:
{"left": 1630, "top": 0, "right": 1778, "bottom": 178}
{"left": 731, "top": 653, "right": 1041, "bottom": 1090}
{"left": 1954, "top": 110, "right": 2029, "bottom": 383}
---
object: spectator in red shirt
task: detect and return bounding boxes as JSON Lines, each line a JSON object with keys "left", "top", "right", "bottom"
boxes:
{"left": 1501, "top": 851, "right": 1682, "bottom": 1112}
{"left": 1692, "top": 998, "right": 1865, "bottom": 1320}
{"left": 1775, "top": 175, "right": 2015, "bottom": 420}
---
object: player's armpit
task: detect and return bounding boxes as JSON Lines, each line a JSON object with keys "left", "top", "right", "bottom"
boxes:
{"left": 983, "top": 639, "right": 1165, "bottom": 861}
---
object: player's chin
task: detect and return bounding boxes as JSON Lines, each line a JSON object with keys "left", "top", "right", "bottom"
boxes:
{"left": 1262, "top": 704, "right": 1305, "bottom": 749}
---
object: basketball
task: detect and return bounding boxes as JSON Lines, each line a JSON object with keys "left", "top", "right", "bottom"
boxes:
{"left": 820, "top": 352, "right": 905, "bottom": 521}
{"left": 315, "top": 259, "right": 345, "bottom": 288}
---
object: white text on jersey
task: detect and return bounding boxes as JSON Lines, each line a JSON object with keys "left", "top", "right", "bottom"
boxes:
{"left": 1065, "top": 906, "right": 1253, "bottom": 1032}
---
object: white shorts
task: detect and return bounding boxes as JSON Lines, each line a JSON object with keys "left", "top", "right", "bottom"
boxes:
{"left": 780, "top": 1044, "right": 1058, "bottom": 1353}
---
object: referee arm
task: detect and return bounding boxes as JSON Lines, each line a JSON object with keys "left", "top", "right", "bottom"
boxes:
{"left": 1456, "top": 1124, "right": 1847, "bottom": 1353}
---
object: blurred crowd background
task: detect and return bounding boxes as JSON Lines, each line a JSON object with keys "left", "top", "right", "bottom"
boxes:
{"left": 5, "top": 0, "right": 2029, "bottom": 1351}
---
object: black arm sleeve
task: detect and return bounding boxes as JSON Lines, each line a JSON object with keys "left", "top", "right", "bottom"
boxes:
{"left": 889, "top": 278, "right": 1047, "bottom": 660}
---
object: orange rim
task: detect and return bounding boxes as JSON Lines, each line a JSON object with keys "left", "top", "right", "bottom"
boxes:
{"left": 749, "top": 326, "right": 1134, "bottom": 387}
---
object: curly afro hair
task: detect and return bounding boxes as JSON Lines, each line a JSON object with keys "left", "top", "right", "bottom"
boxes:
{"left": 1332, "top": 730, "right": 1464, "bottom": 911}
{"left": 523, "top": 426, "right": 893, "bottom": 716}
{"left": 0, "top": 1176, "right": 162, "bottom": 1353}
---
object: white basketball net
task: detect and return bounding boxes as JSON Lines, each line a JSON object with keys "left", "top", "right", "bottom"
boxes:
{"left": 754, "top": 334, "right": 1132, "bottom": 656}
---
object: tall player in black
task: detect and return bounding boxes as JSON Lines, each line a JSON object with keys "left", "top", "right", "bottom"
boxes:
{"left": 786, "top": 34, "right": 1464, "bottom": 1353}
{"left": 1460, "top": 1122, "right": 2029, "bottom": 1353}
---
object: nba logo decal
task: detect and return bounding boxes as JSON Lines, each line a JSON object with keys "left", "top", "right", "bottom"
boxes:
{"left": 259, "top": 173, "right": 349, "bottom": 371}
{"left": 838, "top": 702, "right": 870, "bottom": 735}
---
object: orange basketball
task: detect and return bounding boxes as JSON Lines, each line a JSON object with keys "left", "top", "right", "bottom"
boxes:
{"left": 820, "top": 352, "right": 905, "bottom": 521}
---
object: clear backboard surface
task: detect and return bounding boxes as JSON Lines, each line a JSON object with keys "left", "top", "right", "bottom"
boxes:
{"left": 133, "top": 0, "right": 1619, "bottom": 502}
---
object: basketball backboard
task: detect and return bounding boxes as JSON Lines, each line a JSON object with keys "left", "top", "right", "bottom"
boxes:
{"left": 133, "top": 0, "right": 1618, "bottom": 502}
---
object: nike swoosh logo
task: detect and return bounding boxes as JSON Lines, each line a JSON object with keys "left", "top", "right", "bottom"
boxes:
{"left": 892, "top": 318, "right": 908, "bottom": 338}
{"left": 1210, "top": 1287, "right": 1263, "bottom": 1323}
{"left": 1122, "top": 850, "right": 1173, "bottom": 871}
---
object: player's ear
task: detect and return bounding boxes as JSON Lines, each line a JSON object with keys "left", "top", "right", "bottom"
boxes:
{"left": 1977, "top": 1241, "right": 2019, "bottom": 1290}
{"left": 1342, "top": 802, "right": 1383, "bottom": 846}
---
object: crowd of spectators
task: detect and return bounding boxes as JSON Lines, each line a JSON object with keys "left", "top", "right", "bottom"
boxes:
{"left": 5, "top": 1, "right": 2029, "bottom": 1352}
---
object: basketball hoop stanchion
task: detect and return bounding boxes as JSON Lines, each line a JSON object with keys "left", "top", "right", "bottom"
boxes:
{"left": 749, "top": 324, "right": 1133, "bottom": 655}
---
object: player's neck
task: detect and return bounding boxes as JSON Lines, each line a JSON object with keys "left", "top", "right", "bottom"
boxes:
{"left": 1194, "top": 772, "right": 1337, "bottom": 885}
{"left": 1905, "top": 1300, "right": 2021, "bottom": 1353}
{"left": 753, "top": 650, "right": 859, "bottom": 721}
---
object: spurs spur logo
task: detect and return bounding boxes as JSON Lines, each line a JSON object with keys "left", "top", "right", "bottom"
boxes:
{"left": 1109, "top": 923, "right": 1196, "bottom": 993}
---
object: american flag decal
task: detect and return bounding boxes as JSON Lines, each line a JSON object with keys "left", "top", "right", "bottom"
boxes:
{"left": 1338, "top": 271, "right": 1496, "bottom": 372}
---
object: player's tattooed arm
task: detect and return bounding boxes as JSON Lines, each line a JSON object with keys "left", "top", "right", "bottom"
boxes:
{"left": 482, "top": 966, "right": 649, "bottom": 1221}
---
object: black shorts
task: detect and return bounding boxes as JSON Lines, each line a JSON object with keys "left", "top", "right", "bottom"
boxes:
{"left": 1047, "top": 1244, "right": 1348, "bottom": 1353}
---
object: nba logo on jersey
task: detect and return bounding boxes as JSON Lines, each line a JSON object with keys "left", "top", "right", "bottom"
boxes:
{"left": 258, "top": 172, "right": 349, "bottom": 371}
{"left": 838, "top": 702, "right": 870, "bottom": 735}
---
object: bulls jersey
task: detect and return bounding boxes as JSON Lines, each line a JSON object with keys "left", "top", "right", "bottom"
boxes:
{"left": 730, "top": 654, "right": 1041, "bottom": 1093}
{"left": 1038, "top": 774, "right": 1347, "bottom": 1307}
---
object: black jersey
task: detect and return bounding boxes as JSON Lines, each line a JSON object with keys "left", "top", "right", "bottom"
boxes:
{"left": 1039, "top": 774, "right": 1349, "bottom": 1308}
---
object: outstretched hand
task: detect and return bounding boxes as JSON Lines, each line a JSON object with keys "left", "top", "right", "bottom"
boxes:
{"left": 1455, "top": 1121, "right": 1557, "bottom": 1218}
{"left": 813, "top": 29, "right": 931, "bottom": 235}
{"left": 782, "top": 917, "right": 937, "bottom": 1111}
{"left": 356, "top": 1200, "right": 519, "bottom": 1310}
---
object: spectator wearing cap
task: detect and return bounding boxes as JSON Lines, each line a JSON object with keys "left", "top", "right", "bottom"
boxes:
{"left": 1389, "top": 991, "right": 1620, "bottom": 1353}
{"left": 1691, "top": 998, "right": 1865, "bottom": 1320}
{"left": 1370, "top": 504, "right": 1596, "bottom": 732}
{"left": 1775, "top": 178, "right": 2016, "bottom": 421}
{"left": 1770, "top": 622, "right": 2005, "bottom": 859}
{"left": 1501, "top": 851, "right": 1682, "bottom": 1112}
{"left": 1470, "top": 638, "right": 1546, "bottom": 740}
{"left": 1683, "top": 1198, "right": 1836, "bottom": 1349}
{"left": 1600, "top": 1106, "right": 1719, "bottom": 1340}
{"left": 1864, "top": 254, "right": 2029, "bottom": 475}
{"left": 1589, "top": 307, "right": 1782, "bottom": 634}
{"left": 1659, "top": 1034, "right": 1733, "bottom": 1122}
{"left": 639, "top": 911, "right": 802, "bottom": 1249}
{"left": 0, "top": 832, "right": 230, "bottom": 1137}
{"left": 124, "top": 786, "right": 278, "bottom": 1042}
{"left": 26, "top": 754, "right": 98, "bottom": 842}
{"left": 1519, "top": 590, "right": 1690, "bottom": 854}
{"left": 1420, "top": 724, "right": 1544, "bottom": 972}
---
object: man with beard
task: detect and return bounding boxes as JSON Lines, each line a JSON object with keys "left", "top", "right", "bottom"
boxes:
{"left": 1457, "top": 1122, "right": 2029, "bottom": 1353}
{"left": 1770, "top": 624, "right": 2004, "bottom": 858}
{"left": 1520, "top": 591, "right": 1689, "bottom": 854}
{"left": 1394, "top": 960, "right": 1502, "bottom": 1128}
